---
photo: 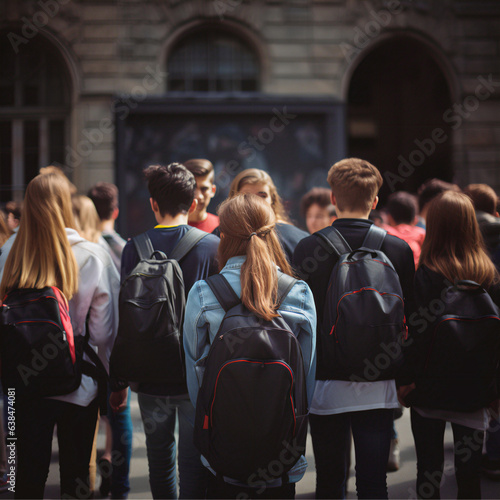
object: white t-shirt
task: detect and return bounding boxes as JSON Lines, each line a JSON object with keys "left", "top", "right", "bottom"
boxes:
{"left": 310, "top": 379, "right": 399, "bottom": 415}
{"left": 414, "top": 407, "right": 490, "bottom": 431}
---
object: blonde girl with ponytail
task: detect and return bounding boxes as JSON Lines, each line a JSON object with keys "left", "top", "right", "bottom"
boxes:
{"left": 183, "top": 193, "right": 316, "bottom": 498}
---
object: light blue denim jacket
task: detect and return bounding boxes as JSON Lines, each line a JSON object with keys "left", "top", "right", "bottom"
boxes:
{"left": 183, "top": 256, "right": 317, "bottom": 486}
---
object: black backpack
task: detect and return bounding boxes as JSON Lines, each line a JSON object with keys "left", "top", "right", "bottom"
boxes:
{"left": 0, "top": 286, "right": 107, "bottom": 403}
{"left": 193, "top": 272, "right": 309, "bottom": 484}
{"left": 318, "top": 224, "right": 407, "bottom": 382}
{"left": 408, "top": 280, "right": 500, "bottom": 412}
{"left": 110, "top": 228, "right": 206, "bottom": 384}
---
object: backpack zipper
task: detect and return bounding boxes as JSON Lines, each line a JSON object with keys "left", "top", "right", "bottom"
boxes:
{"left": 423, "top": 315, "right": 500, "bottom": 371}
{"left": 2, "top": 295, "right": 57, "bottom": 310}
{"left": 330, "top": 288, "right": 405, "bottom": 342}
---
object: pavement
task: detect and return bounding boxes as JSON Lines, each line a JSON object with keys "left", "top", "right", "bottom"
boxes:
{"left": 5, "top": 392, "right": 500, "bottom": 499}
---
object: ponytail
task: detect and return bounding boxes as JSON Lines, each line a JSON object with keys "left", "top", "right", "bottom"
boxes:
{"left": 217, "top": 194, "right": 293, "bottom": 321}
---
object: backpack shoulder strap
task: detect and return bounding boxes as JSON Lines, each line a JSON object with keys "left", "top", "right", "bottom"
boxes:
{"left": 361, "top": 224, "right": 386, "bottom": 251}
{"left": 170, "top": 227, "right": 207, "bottom": 262}
{"left": 133, "top": 232, "right": 155, "bottom": 260}
{"left": 276, "top": 272, "right": 298, "bottom": 307}
{"left": 205, "top": 274, "right": 241, "bottom": 313}
{"left": 316, "top": 226, "right": 352, "bottom": 258}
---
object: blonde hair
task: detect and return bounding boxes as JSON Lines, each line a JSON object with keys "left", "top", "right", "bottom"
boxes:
{"left": 229, "top": 169, "right": 290, "bottom": 223}
{"left": 327, "top": 158, "right": 383, "bottom": 213}
{"left": 419, "top": 191, "right": 498, "bottom": 287}
{"left": 217, "top": 194, "right": 293, "bottom": 321}
{"left": 0, "top": 174, "right": 79, "bottom": 300}
{"left": 72, "top": 195, "right": 101, "bottom": 244}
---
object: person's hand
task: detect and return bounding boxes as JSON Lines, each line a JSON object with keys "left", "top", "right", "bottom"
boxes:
{"left": 397, "top": 383, "right": 416, "bottom": 407}
{"left": 109, "top": 388, "right": 128, "bottom": 413}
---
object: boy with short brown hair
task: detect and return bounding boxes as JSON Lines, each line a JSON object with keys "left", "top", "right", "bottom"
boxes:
{"left": 183, "top": 159, "right": 219, "bottom": 233}
{"left": 293, "top": 158, "right": 415, "bottom": 499}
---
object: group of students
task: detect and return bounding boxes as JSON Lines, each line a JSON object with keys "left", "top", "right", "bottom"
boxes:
{"left": 0, "top": 157, "right": 498, "bottom": 500}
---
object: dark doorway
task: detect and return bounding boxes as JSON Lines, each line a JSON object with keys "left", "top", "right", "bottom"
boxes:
{"left": 347, "top": 36, "right": 453, "bottom": 201}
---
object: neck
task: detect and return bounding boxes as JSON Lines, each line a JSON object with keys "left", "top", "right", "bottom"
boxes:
{"left": 188, "top": 210, "right": 208, "bottom": 223}
{"left": 335, "top": 209, "right": 371, "bottom": 220}
{"left": 155, "top": 212, "right": 189, "bottom": 226}
{"left": 100, "top": 219, "right": 115, "bottom": 232}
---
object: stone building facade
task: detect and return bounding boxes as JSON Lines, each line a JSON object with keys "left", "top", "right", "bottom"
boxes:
{"left": 1, "top": 0, "right": 500, "bottom": 211}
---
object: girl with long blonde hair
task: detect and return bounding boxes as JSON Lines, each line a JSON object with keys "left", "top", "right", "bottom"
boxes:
{"left": 0, "top": 173, "right": 121, "bottom": 499}
{"left": 183, "top": 193, "right": 316, "bottom": 498}
{"left": 398, "top": 190, "right": 500, "bottom": 499}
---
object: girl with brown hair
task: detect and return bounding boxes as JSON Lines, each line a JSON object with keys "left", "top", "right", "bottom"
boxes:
{"left": 0, "top": 173, "right": 121, "bottom": 499}
{"left": 398, "top": 190, "right": 500, "bottom": 499}
{"left": 183, "top": 193, "right": 316, "bottom": 498}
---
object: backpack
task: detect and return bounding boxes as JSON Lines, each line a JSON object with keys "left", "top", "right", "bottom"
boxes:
{"left": 110, "top": 228, "right": 206, "bottom": 384}
{"left": 193, "top": 272, "right": 309, "bottom": 484}
{"left": 318, "top": 224, "right": 407, "bottom": 382}
{"left": 408, "top": 280, "right": 500, "bottom": 412}
{"left": 0, "top": 286, "right": 105, "bottom": 400}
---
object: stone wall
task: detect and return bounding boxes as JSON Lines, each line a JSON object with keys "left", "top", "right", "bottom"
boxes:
{"left": 1, "top": 0, "right": 499, "bottom": 192}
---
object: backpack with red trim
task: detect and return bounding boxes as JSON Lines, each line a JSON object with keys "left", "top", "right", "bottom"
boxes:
{"left": 193, "top": 272, "right": 308, "bottom": 483}
{"left": 0, "top": 286, "right": 96, "bottom": 398}
{"left": 407, "top": 281, "right": 500, "bottom": 412}
{"left": 318, "top": 224, "right": 407, "bottom": 382}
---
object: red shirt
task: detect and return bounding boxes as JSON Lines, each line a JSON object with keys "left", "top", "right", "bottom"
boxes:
{"left": 383, "top": 224, "right": 425, "bottom": 267}
{"left": 188, "top": 212, "right": 220, "bottom": 234}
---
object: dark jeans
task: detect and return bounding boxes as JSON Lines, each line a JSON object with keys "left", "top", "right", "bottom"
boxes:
{"left": 410, "top": 408, "right": 484, "bottom": 499}
{"left": 207, "top": 472, "right": 296, "bottom": 499}
{"left": 15, "top": 396, "right": 99, "bottom": 499}
{"left": 107, "top": 387, "right": 133, "bottom": 499}
{"left": 309, "top": 409, "right": 393, "bottom": 499}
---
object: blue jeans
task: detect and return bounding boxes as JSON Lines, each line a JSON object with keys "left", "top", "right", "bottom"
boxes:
{"left": 410, "top": 409, "right": 484, "bottom": 499}
{"left": 138, "top": 393, "right": 207, "bottom": 499}
{"left": 309, "top": 409, "right": 393, "bottom": 499}
{"left": 107, "top": 387, "right": 133, "bottom": 498}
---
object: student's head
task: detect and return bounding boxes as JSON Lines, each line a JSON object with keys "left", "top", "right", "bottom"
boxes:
{"left": 463, "top": 183, "right": 498, "bottom": 216}
{"left": 72, "top": 195, "right": 101, "bottom": 244}
{"left": 183, "top": 159, "right": 216, "bottom": 216}
{"left": 327, "top": 158, "right": 383, "bottom": 215}
{"left": 386, "top": 191, "right": 418, "bottom": 225}
{"left": 300, "top": 187, "right": 335, "bottom": 234}
{"left": 144, "top": 163, "right": 196, "bottom": 217}
{"left": 229, "top": 169, "right": 290, "bottom": 223}
{"left": 39, "top": 165, "right": 77, "bottom": 195}
{"left": 87, "top": 182, "right": 119, "bottom": 222}
{"left": 5, "top": 201, "right": 22, "bottom": 231}
{"left": 0, "top": 174, "right": 78, "bottom": 299}
{"left": 217, "top": 193, "right": 292, "bottom": 321}
{"left": 419, "top": 191, "right": 498, "bottom": 287}
{"left": 417, "top": 178, "right": 461, "bottom": 220}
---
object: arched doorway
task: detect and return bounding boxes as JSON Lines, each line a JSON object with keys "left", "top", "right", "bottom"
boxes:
{"left": 347, "top": 36, "right": 454, "bottom": 200}
{"left": 0, "top": 29, "right": 72, "bottom": 202}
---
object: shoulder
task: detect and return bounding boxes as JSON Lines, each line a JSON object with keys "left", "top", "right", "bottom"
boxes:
{"left": 279, "top": 277, "right": 314, "bottom": 310}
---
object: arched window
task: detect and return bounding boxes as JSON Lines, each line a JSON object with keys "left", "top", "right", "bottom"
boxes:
{"left": 167, "top": 28, "right": 260, "bottom": 92}
{"left": 0, "top": 30, "right": 71, "bottom": 202}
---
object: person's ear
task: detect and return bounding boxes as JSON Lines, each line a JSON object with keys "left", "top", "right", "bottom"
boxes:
{"left": 188, "top": 199, "right": 198, "bottom": 214}
{"left": 149, "top": 198, "right": 157, "bottom": 213}
{"left": 372, "top": 196, "right": 379, "bottom": 210}
{"left": 330, "top": 192, "right": 336, "bottom": 207}
{"left": 210, "top": 184, "right": 216, "bottom": 198}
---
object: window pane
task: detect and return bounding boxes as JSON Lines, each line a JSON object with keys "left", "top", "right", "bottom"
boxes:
{"left": 167, "top": 30, "right": 260, "bottom": 92}
{"left": 49, "top": 120, "right": 65, "bottom": 165}
{"left": 24, "top": 121, "right": 39, "bottom": 185}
